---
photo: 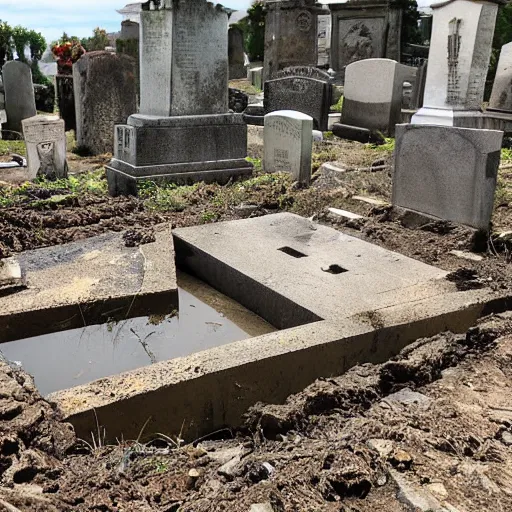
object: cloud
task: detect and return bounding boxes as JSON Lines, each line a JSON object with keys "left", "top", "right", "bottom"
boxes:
{"left": 0, "top": 0, "right": 252, "bottom": 44}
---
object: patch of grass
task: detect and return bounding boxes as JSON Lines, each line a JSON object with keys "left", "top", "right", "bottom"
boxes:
{"left": 330, "top": 95, "right": 344, "bottom": 113}
{"left": 0, "top": 139, "right": 26, "bottom": 156}
{"left": 238, "top": 172, "right": 288, "bottom": 189}
{"left": 373, "top": 137, "right": 395, "bottom": 153}
{"left": 246, "top": 156, "right": 263, "bottom": 174}
{"left": 496, "top": 169, "right": 512, "bottom": 206}
{"left": 201, "top": 210, "right": 217, "bottom": 223}
{"left": 229, "top": 79, "right": 261, "bottom": 95}
{"left": 139, "top": 181, "right": 199, "bottom": 212}
{"left": 312, "top": 144, "right": 339, "bottom": 172}
{"left": 502, "top": 147, "right": 512, "bottom": 162}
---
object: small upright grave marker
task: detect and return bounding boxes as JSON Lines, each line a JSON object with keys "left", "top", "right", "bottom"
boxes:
{"left": 264, "top": 110, "right": 313, "bottom": 184}
{"left": 22, "top": 116, "right": 68, "bottom": 180}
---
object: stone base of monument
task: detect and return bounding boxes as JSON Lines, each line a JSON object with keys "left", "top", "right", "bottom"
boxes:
{"left": 482, "top": 109, "right": 512, "bottom": 134}
{"left": 411, "top": 107, "right": 486, "bottom": 128}
{"left": 106, "top": 113, "right": 253, "bottom": 196}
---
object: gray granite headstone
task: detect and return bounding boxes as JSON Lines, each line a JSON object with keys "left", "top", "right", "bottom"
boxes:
{"left": 342, "top": 58, "right": 412, "bottom": 136}
{"left": 264, "top": 0, "right": 324, "bottom": 82}
{"left": 330, "top": 0, "right": 403, "bottom": 81}
{"left": 392, "top": 124, "right": 503, "bottom": 230}
{"left": 73, "top": 51, "right": 137, "bottom": 155}
{"left": 229, "top": 27, "right": 246, "bottom": 79}
{"left": 2, "top": 61, "right": 37, "bottom": 138}
{"left": 264, "top": 67, "right": 332, "bottom": 131}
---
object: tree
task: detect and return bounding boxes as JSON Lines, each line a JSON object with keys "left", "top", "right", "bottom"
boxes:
{"left": 0, "top": 22, "right": 48, "bottom": 84}
{"left": 237, "top": 1, "right": 266, "bottom": 62}
{"left": 81, "top": 27, "right": 110, "bottom": 52}
{"left": 396, "top": 0, "right": 422, "bottom": 46}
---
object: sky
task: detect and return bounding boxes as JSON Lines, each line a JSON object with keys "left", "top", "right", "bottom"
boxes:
{"left": 0, "top": 0, "right": 432, "bottom": 48}
{"left": 0, "top": 0, "right": 252, "bottom": 46}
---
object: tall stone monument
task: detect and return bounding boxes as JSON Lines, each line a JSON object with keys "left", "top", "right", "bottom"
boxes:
{"left": 264, "top": 0, "right": 324, "bottom": 82}
{"left": 229, "top": 26, "right": 246, "bottom": 79}
{"left": 107, "top": 0, "right": 252, "bottom": 196}
{"left": 74, "top": 51, "right": 137, "bottom": 155}
{"left": 330, "top": 0, "right": 403, "bottom": 81}
{"left": 2, "top": 61, "right": 37, "bottom": 138}
{"left": 412, "top": 0, "right": 501, "bottom": 127}
{"left": 488, "top": 42, "right": 512, "bottom": 113}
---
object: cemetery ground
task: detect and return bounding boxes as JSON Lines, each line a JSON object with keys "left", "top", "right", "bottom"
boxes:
{"left": 1, "top": 128, "right": 512, "bottom": 510}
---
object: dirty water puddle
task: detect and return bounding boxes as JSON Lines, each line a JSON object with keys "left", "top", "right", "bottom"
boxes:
{"left": 0, "top": 272, "right": 275, "bottom": 396}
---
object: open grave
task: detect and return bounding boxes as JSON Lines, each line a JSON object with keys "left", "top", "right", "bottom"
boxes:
{"left": 20, "top": 212, "right": 501, "bottom": 443}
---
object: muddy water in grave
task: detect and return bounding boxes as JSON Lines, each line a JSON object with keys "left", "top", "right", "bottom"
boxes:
{"left": 0, "top": 272, "right": 276, "bottom": 396}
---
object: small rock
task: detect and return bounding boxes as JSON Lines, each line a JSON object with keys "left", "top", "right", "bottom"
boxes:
{"left": 262, "top": 462, "right": 275, "bottom": 477}
{"left": 385, "top": 388, "right": 432, "bottom": 409}
{"left": 427, "top": 482, "right": 448, "bottom": 498}
{"left": 186, "top": 468, "right": 201, "bottom": 490}
{"left": 389, "top": 449, "right": 413, "bottom": 470}
{"left": 234, "top": 204, "right": 258, "bottom": 219}
{"left": 203, "top": 445, "right": 244, "bottom": 465}
{"left": 250, "top": 504, "right": 274, "bottom": 512}
{"left": 312, "top": 130, "right": 323, "bottom": 142}
{"left": 377, "top": 475, "right": 387, "bottom": 487}
{"left": 218, "top": 455, "right": 242, "bottom": 481}
{"left": 389, "top": 469, "right": 444, "bottom": 511}
{"left": 367, "top": 439, "right": 394, "bottom": 459}
{"left": 449, "top": 250, "right": 484, "bottom": 262}
{"left": 502, "top": 431, "right": 512, "bottom": 446}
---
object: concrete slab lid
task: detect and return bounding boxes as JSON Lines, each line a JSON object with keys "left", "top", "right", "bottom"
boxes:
{"left": 173, "top": 213, "right": 452, "bottom": 324}
{"left": 0, "top": 226, "right": 178, "bottom": 343}
{"left": 265, "top": 110, "right": 314, "bottom": 121}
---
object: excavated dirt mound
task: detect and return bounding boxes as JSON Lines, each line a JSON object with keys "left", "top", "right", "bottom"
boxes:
{"left": 1, "top": 316, "right": 511, "bottom": 511}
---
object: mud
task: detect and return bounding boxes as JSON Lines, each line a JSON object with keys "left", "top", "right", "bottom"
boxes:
{"left": 1, "top": 316, "right": 511, "bottom": 511}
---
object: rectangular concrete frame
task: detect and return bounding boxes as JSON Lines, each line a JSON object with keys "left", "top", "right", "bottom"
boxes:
{"left": 50, "top": 214, "right": 506, "bottom": 443}
{"left": 0, "top": 227, "right": 177, "bottom": 343}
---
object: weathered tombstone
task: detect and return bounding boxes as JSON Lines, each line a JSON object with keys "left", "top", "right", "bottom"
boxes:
{"left": 264, "top": 0, "right": 324, "bottom": 82}
{"left": 56, "top": 75, "right": 76, "bottom": 132}
{"left": 342, "top": 58, "right": 412, "bottom": 136}
{"left": 412, "top": 0, "right": 500, "bottom": 127}
{"left": 330, "top": 0, "right": 403, "bottom": 81}
{"left": 392, "top": 124, "right": 503, "bottom": 231}
{"left": 410, "top": 60, "right": 428, "bottom": 110}
{"left": 229, "top": 26, "right": 246, "bottom": 79}
{"left": 317, "top": 12, "right": 331, "bottom": 67}
{"left": 488, "top": 42, "right": 512, "bottom": 113}
{"left": 264, "top": 110, "right": 313, "bottom": 184}
{"left": 264, "top": 67, "right": 333, "bottom": 131}
{"left": 2, "top": 61, "right": 37, "bottom": 138}
{"left": 22, "top": 115, "right": 68, "bottom": 180}
{"left": 106, "top": 0, "right": 252, "bottom": 196}
{"left": 73, "top": 51, "right": 137, "bottom": 155}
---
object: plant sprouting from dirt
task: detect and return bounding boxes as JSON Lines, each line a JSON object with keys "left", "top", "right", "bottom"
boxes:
{"left": 373, "top": 138, "right": 395, "bottom": 153}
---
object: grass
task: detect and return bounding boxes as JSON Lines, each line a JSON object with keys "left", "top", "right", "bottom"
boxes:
{"left": 502, "top": 147, "right": 512, "bottom": 162}
{"left": 0, "top": 139, "right": 26, "bottom": 156}
{"left": 330, "top": 95, "right": 344, "bottom": 113}
{"left": 373, "top": 137, "right": 395, "bottom": 153}
{"left": 138, "top": 181, "right": 199, "bottom": 212}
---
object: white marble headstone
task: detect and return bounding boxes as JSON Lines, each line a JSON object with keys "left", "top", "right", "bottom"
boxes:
{"left": 22, "top": 116, "right": 68, "bottom": 180}
{"left": 412, "top": 0, "right": 500, "bottom": 126}
{"left": 264, "top": 110, "right": 313, "bottom": 184}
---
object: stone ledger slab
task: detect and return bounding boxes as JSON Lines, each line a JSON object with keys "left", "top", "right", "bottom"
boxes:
{"left": 106, "top": 113, "right": 252, "bottom": 195}
{"left": 392, "top": 124, "right": 503, "bottom": 230}
{"left": 0, "top": 227, "right": 177, "bottom": 343}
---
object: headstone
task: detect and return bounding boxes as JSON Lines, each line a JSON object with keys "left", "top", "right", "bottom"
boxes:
{"left": 264, "top": 67, "right": 333, "bottom": 131}
{"left": 56, "top": 75, "right": 76, "bottom": 132}
{"left": 410, "top": 60, "right": 428, "bottom": 110}
{"left": 106, "top": 0, "right": 252, "bottom": 196}
{"left": 250, "top": 67, "right": 263, "bottom": 90}
{"left": 2, "top": 61, "right": 37, "bottom": 138}
{"left": 392, "top": 124, "right": 503, "bottom": 230}
{"left": 229, "top": 26, "right": 246, "bottom": 79}
{"left": 73, "top": 51, "right": 137, "bottom": 155}
{"left": 342, "top": 58, "right": 412, "bottom": 136}
{"left": 264, "top": 0, "right": 324, "bottom": 82}
{"left": 488, "top": 42, "right": 512, "bottom": 113}
{"left": 330, "top": 0, "right": 403, "bottom": 81}
{"left": 412, "top": 0, "right": 500, "bottom": 127}
{"left": 264, "top": 110, "right": 313, "bottom": 184}
{"left": 22, "top": 116, "right": 68, "bottom": 180}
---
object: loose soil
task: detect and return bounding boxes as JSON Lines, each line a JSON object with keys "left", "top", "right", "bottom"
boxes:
{"left": 0, "top": 315, "right": 511, "bottom": 511}
{"left": 0, "top": 126, "right": 511, "bottom": 511}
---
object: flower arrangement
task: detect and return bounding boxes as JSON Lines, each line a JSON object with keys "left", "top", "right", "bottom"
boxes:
{"left": 51, "top": 40, "right": 85, "bottom": 74}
